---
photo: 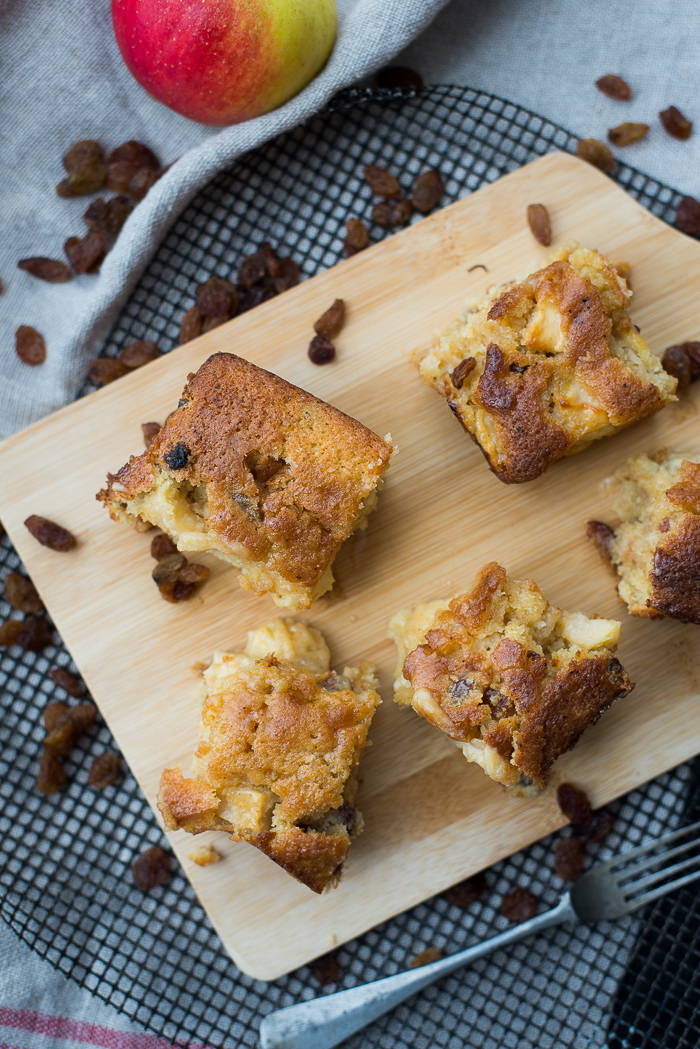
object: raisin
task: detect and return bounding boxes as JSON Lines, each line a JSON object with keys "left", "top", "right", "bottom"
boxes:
{"left": 49, "top": 666, "right": 84, "bottom": 697}
{"left": 177, "top": 562, "right": 210, "bottom": 584}
{"left": 372, "top": 199, "right": 414, "bottom": 228}
{"left": 56, "top": 179, "right": 76, "bottom": 199}
{"left": 309, "top": 952, "right": 340, "bottom": 985}
{"left": 196, "top": 277, "right": 239, "bottom": 318}
{"left": 18, "top": 257, "right": 72, "bottom": 283}
{"left": 608, "top": 122, "right": 649, "bottom": 146}
{"left": 259, "top": 241, "right": 281, "bottom": 278}
{"left": 108, "top": 140, "right": 159, "bottom": 171}
{"left": 3, "top": 572, "right": 43, "bottom": 613}
{"left": 557, "top": 782, "right": 594, "bottom": 824}
{"left": 662, "top": 341, "right": 700, "bottom": 385}
{"left": 659, "top": 106, "right": 693, "bottom": 141}
{"left": 363, "top": 164, "right": 401, "bottom": 199}
{"left": 70, "top": 701, "right": 97, "bottom": 735}
{"left": 44, "top": 702, "right": 96, "bottom": 755}
{"left": 15, "top": 326, "right": 46, "bottom": 366}
{"left": 88, "top": 752, "right": 123, "bottom": 789}
{"left": 119, "top": 339, "right": 160, "bottom": 368}
{"left": 273, "top": 257, "right": 300, "bottom": 293}
{"left": 201, "top": 314, "right": 229, "bottom": 333}
{"left": 376, "top": 66, "right": 424, "bottom": 89}
{"left": 554, "top": 838, "right": 585, "bottom": 881}
{"left": 87, "top": 358, "right": 131, "bottom": 386}
{"left": 526, "top": 203, "right": 552, "bottom": 246}
{"left": 44, "top": 700, "right": 69, "bottom": 732}
{"left": 142, "top": 421, "right": 161, "bottom": 448}
{"left": 132, "top": 845, "right": 170, "bottom": 891}
{"left": 179, "top": 305, "right": 202, "bottom": 344}
{"left": 586, "top": 520, "right": 615, "bottom": 558}
{"left": 16, "top": 615, "right": 53, "bottom": 652}
{"left": 83, "top": 195, "right": 133, "bottom": 235}
{"left": 151, "top": 534, "right": 178, "bottom": 560}
{"left": 442, "top": 872, "right": 487, "bottom": 908}
{"left": 343, "top": 218, "right": 369, "bottom": 256}
{"left": 163, "top": 442, "right": 190, "bottom": 470}
{"left": 573, "top": 808, "right": 614, "bottom": 843}
{"left": 128, "top": 167, "right": 157, "bottom": 202}
{"left": 595, "top": 74, "right": 632, "bottom": 101}
{"left": 37, "top": 748, "right": 67, "bottom": 795}
{"left": 0, "top": 620, "right": 23, "bottom": 647}
{"left": 314, "top": 299, "right": 345, "bottom": 338}
{"left": 676, "top": 196, "right": 700, "bottom": 236}
{"left": 501, "top": 887, "right": 537, "bottom": 922}
{"left": 152, "top": 554, "right": 187, "bottom": 587}
{"left": 106, "top": 141, "right": 160, "bottom": 196}
{"left": 308, "top": 334, "right": 336, "bottom": 364}
{"left": 25, "top": 515, "right": 77, "bottom": 552}
{"left": 237, "top": 249, "right": 268, "bottom": 289}
{"left": 450, "top": 357, "right": 476, "bottom": 389}
{"left": 576, "top": 138, "right": 615, "bottom": 173}
{"left": 411, "top": 169, "right": 444, "bottom": 212}
{"left": 64, "top": 228, "right": 106, "bottom": 274}
{"left": 61, "top": 140, "right": 107, "bottom": 195}
{"left": 239, "top": 283, "right": 276, "bottom": 312}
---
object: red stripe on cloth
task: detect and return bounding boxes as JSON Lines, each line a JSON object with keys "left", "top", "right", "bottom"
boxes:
{"left": 0, "top": 1009, "right": 208, "bottom": 1049}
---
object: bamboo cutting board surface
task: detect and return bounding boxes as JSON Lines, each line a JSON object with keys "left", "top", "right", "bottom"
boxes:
{"left": 2, "top": 152, "right": 700, "bottom": 980}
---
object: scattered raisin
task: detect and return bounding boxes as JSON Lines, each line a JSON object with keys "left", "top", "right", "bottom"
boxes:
{"left": 163, "top": 442, "right": 190, "bottom": 470}
{"left": 239, "top": 283, "right": 276, "bottom": 313}
{"left": 595, "top": 74, "right": 632, "bottom": 101}
{"left": 152, "top": 553, "right": 209, "bottom": 603}
{"left": 151, "top": 554, "right": 186, "bottom": 586}
{"left": 179, "top": 305, "right": 202, "bottom": 344}
{"left": 659, "top": 106, "right": 693, "bottom": 141}
{"left": 64, "top": 228, "right": 106, "bottom": 275}
{"left": 343, "top": 218, "right": 369, "bottom": 256}
{"left": 151, "top": 534, "right": 178, "bottom": 560}
{"left": 526, "top": 203, "right": 552, "bottom": 246}
{"left": 49, "top": 666, "right": 84, "bottom": 697}
{"left": 196, "top": 277, "right": 239, "bottom": 318}
{"left": 411, "top": 169, "right": 444, "bottom": 212}
{"left": 108, "top": 139, "right": 159, "bottom": 171}
{"left": 576, "top": 138, "right": 615, "bottom": 173}
{"left": 44, "top": 700, "right": 69, "bottom": 732}
{"left": 25, "top": 515, "right": 77, "bottom": 552}
{"left": 501, "top": 887, "right": 537, "bottom": 922}
{"left": 260, "top": 241, "right": 281, "bottom": 278}
{"left": 557, "top": 782, "right": 594, "bottom": 824}
{"left": 88, "top": 752, "right": 123, "bottom": 789}
{"left": 554, "top": 838, "right": 586, "bottom": 881}
{"left": 608, "top": 122, "right": 649, "bottom": 146}
{"left": 450, "top": 357, "right": 477, "bottom": 389}
{"left": 392, "top": 199, "right": 415, "bottom": 225}
{"left": 61, "top": 140, "right": 107, "bottom": 195}
{"left": 237, "top": 249, "right": 268, "bottom": 289}
{"left": 314, "top": 299, "right": 345, "bottom": 339}
{"left": 586, "top": 520, "right": 615, "bottom": 558}
{"left": 132, "top": 845, "right": 170, "bottom": 891}
{"left": 662, "top": 341, "right": 700, "bottom": 386}
{"left": 201, "top": 314, "right": 229, "bottom": 333}
{"left": 119, "top": 339, "right": 160, "bottom": 369}
{"left": 87, "top": 358, "right": 131, "bottom": 386}
{"left": 442, "top": 872, "right": 487, "bottom": 908}
{"left": 128, "top": 167, "right": 157, "bottom": 202}
{"left": 376, "top": 66, "right": 424, "bottom": 89}
{"left": 142, "top": 421, "right": 161, "bottom": 448}
{"left": 0, "top": 620, "right": 23, "bottom": 647}
{"left": 106, "top": 141, "right": 160, "bottom": 198}
{"left": 15, "top": 615, "right": 53, "bottom": 652}
{"left": 309, "top": 951, "right": 340, "bottom": 985}
{"left": 308, "top": 334, "right": 336, "bottom": 365}
{"left": 363, "top": 164, "right": 401, "bottom": 199}
{"left": 84, "top": 195, "right": 133, "bottom": 235}
{"left": 273, "top": 257, "right": 300, "bottom": 293}
{"left": 37, "top": 748, "right": 67, "bottom": 795}
{"left": 409, "top": 947, "right": 444, "bottom": 968}
{"left": 675, "top": 195, "right": 700, "bottom": 235}
{"left": 573, "top": 808, "right": 615, "bottom": 843}
{"left": 177, "top": 562, "right": 210, "bottom": 585}
{"left": 3, "top": 572, "right": 42, "bottom": 613}
{"left": 18, "top": 258, "right": 72, "bottom": 283}
{"left": 15, "top": 326, "right": 46, "bottom": 366}
{"left": 44, "top": 702, "right": 96, "bottom": 755}
{"left": 372, "top": 199, "right": 414, "bottom": 228}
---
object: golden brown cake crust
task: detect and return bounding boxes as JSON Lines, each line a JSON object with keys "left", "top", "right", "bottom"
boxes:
{"left": 420, "top": 243, "right": 676, "bottom": 484}
{"left": 390, "top": 563, "right": 633, "bottom": 788}
{"left": 98, "top": 353, "right": 392, "bottom": 608}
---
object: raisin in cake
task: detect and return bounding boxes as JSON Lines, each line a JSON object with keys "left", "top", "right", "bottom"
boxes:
{"left": 158, "top": 618, "right": 380, "bottom": 893}
{"left": 420, "top": 241, "right": 676, "bottom": 483}
{"left": 587, "top": 451, "right": 700, "bottom": 624}
{"left": 98, "top": 353, "right": 393, "bottom": 610}
{"left": 389, "top": 563, "right": 633, "bottom": 788}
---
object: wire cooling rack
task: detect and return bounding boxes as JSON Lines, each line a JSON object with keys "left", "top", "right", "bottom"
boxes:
{"left": 1, "top": 85, "right": 699, "bottom": 1049}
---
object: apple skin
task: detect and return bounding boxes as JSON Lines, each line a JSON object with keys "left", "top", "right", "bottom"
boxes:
{"left": 112, "top": 0, "right": 337, "bottom": 126}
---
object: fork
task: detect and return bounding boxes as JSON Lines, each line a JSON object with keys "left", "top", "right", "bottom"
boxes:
{"left": 259, "top": 819, "right": 700, "bottom": 1049}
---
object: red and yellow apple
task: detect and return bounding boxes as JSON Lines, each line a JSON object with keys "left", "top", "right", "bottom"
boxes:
{"left": 112, "top": 0, "right": 337, "bottom": 126}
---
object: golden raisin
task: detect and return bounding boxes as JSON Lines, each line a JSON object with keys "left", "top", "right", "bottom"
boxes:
{"left": 142, "top": 421, "right": 161, "bottom": 448}
{"left": 201, "top": 314, "right": 229, "bottom": 333}
{"left": 3, "top": 572, "right": 43, "bottom": 613}
{"left": 676, "top": 196, "right": 700, "bottom": 236}
{"left": 595, "top": 74, "right": 632, "bottom": 101}
{"left": 308, "top": 334, "right": 336, "bottom": 365}
{"left": 61, "top": 140, "right": 107, "bottom": 195}
{"left": 608, "top": 122, "right": 649, "bottom": 146}
{"left": 412, "top": 169, "right": 444, "bottom": 212}
{"left": 314, "top": 299, "right": 345, "bottom": 339}
{"left": 409, "top": 947, "right": 444, "bottom": 968}
{"left": 363, "top": 164, "right": 401, "bottom": 199}
{"left": 573, "top": 808, "right": 614, "bottom": 843}
{"left": 442, "top": 872, "right": 487, "bottom": 908}
{"left": 343, "top": 218, "right": 369, "bottom": 257}
{"left": 44, "top": 700, "right": 69, "bottom": 732}
{"left": 662, "top": 341, "right": 700, "bottom": 385}
{"left": 501, "top": 887, "right": 537, "bottom": 922}
{"left": 18, "top": 258, "right": 72, "bottom": 283}
{"left": 451, "top": 357, "right": 476, "bottom": 389}
{"left": 87, "top": 358, "right": 131, "bottom": 386}
{"left": 16, "top": 615, "right": 53, "bottom": 651}
{"left": 586, "top": 520, "right": 615, "bottom": 559}
{"left": 554, "top": 838, "right": 585, "bottom": 881}
{"left": 119, "top": 340, "right": 160, "bottom": 368}
{"left": 64, "top": 229, "right": 106, "bottom": 274}
{"left": 196, "top": 277, "right": 239, "bottom": 318}
{"left": 15, "top": 326, "right": 46, "bottom": 366}
{"left": 557, "top": 782, "right": 594, "bottom": 824}
{"left": 179, "top": 305, "right": 202, "bottom": 345}
{"left": 273, "top": 257, "right": 300, "bottom": 293}
{"left": 37, "top": 748, "right": 67, "bottom": 795}
{"left": 88, "top": 752, "right": 123, "bottom": 789}
{"left": 659, "top": 106, "right": 693, "bottom": 141}
{"left": 372, "top": 199, "right": 414, "bottom": 228}
{"left": 49, "top": 666, "right": 84, "bottom": 698}
{"left": 309, "top": 951, "right": 340, "bottom": 985}
{"left": 132, "top": 845, "right": 170, "bottom": 891}
{"left": 526, "top": 204, "right": 552, "bottom": 245}
{"left": 237, "top": 248, "right": 267, "bottom": 289}
{"left": 24, "top": 514, "right": 77, "bottom": 551}
{"left": 45, "top": 701, "right": 96, "bottom": 755}
{"left": 151, "top": 534, "right": 178, "bottom": 560}
{"left": 0, "top": 620, "right": 23, "bottom": 647}
{"left": 576, "top": 138, "right": 615, "bottom": 173}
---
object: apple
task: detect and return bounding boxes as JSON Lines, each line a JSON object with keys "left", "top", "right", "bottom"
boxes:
{"left": 112, "top": 0, "right": 337, "bottom": 126}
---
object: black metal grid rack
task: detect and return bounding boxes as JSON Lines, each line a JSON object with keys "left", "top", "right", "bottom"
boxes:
{"left": 1, "top": 85, "right": 699, "bottom": 1049}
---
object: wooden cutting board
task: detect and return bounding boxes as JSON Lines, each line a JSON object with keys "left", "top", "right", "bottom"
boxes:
{"left": 2, "top": 152, "right": 700, "bottom": 980}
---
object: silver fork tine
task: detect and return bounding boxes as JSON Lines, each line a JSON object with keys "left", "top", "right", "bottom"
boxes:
{"left": 617, "top": 835, "right": 700, "bottom": 883}
{"left": 625, "top": 867, "right": 700, "bottom": 912}
{"left": 601, "top": 819, "right": 700, "bottom": 872}
{"left": 623, "top": 850, "right": 700, "bottom": 896}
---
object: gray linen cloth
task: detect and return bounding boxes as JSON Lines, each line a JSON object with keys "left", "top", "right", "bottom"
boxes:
{"left": 0, "top": 0, "right": 449, "bottom": 438}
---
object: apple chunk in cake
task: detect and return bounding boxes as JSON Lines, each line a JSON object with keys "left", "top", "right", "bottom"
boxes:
{"left": 587, "top": 451, "right": 700, "bottom": 624}
{"left": 389, "top": 563, "right": 633, "bottom": 788}
{"left": 157, "top": 619, "right": 380, "bottom": 893}
{"left": 420, "top": 241, "right": 676, "bottom": 483}
{"left": 98, "top": 352, "right": 393, "bottom": 610}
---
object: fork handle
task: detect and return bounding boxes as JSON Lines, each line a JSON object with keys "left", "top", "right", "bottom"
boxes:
{"left": 259, "top": 894, "right": 575, "bottom": 1049}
